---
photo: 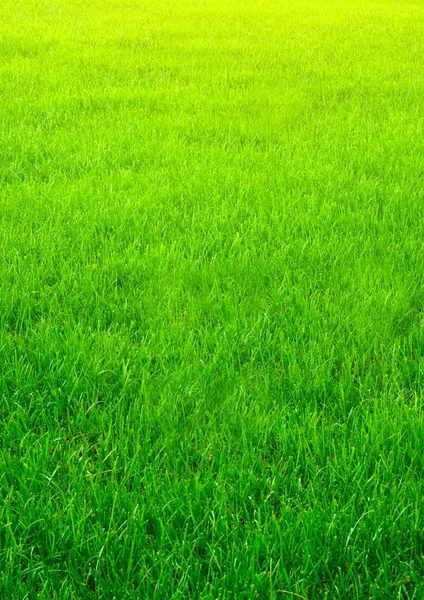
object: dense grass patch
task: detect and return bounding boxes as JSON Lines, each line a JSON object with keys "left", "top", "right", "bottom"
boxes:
{"left": 1, "top": 0, "right": 423, "bottom": 597}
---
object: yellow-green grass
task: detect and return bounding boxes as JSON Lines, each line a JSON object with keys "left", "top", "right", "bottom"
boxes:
{"left": 1, "top": 0, "right": 423, "bottom": 597}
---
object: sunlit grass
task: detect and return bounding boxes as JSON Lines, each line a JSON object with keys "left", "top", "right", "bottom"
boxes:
{"left": 1, "top": 0, "right": 423, "bottom": 597}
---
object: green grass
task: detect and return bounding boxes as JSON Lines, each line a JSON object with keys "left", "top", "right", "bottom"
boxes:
{"left": 1, "top": 0, "right": 423, "bottom": 597}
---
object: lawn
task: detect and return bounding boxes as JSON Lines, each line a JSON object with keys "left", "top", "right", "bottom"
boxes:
{"left": 0, "top": 0, "right": 423, "bottom": 597}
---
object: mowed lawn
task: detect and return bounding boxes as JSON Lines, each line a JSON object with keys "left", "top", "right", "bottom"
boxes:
{"left": 1, "top": 0, "right": 423, "bottom": 597}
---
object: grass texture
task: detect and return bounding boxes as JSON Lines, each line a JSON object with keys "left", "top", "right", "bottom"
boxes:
{"left": 1, "top": 0, "right": 424, "bottom": 597}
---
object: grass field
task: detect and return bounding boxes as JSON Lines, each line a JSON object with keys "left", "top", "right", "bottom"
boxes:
{"left": 1, "top": 0, "right": 424, "bottom": 597}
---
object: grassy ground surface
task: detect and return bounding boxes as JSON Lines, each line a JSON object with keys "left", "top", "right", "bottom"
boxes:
{"left": 1, "top": 0, "right": 424, "bottom": 597}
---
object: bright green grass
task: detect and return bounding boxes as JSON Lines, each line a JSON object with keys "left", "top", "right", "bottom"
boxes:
{"left": 1, "top": 0, "right": 424, "bottom": 597}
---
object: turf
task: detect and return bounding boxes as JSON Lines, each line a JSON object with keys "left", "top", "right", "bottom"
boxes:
{"left": 1, "top": 0, "right": 423, "bottom": 598}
